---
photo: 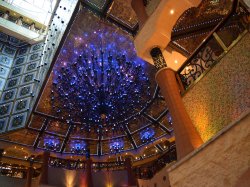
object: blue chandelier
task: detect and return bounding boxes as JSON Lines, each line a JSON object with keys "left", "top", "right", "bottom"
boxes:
{"left": 51, "top": 48, "right": 151, "bottom": 133}
{"left": 140, "top": 127, "right": 155, "bottom": 143}
{"left": 43, "top": 137, "right": 60, "bottom": 151}
{"left": 70, "top": 140, "right": 86, "bottom": 154}
{"left": 109, "top": 139, "right": 124, "bottom": 153}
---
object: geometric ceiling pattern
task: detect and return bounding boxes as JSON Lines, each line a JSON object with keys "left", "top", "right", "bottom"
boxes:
{"left": 0, "top": 5, "right": 173, "bottom": 157}
{"left": 0, "top": 0, "right": 235, "bottom": 160}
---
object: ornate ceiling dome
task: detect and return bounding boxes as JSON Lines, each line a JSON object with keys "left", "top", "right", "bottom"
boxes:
{"left": 32, "top": 8, "right": 172, "bottom": 156}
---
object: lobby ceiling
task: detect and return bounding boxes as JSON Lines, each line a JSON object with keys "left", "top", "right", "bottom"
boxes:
{"left": 0, "top": 0, "right": 236, "bottom": 159}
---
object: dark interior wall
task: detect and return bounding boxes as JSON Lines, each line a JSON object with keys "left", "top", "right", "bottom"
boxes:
{"left": 48, "top": 167, "right": 128, "bottom": 187}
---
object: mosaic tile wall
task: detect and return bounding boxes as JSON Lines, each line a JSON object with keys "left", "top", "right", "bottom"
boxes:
{"left": 183, "top": 33, "right": 250, "bottom": 142}
{"left": 0, "top": 0, "right": 78, "bottom": 134}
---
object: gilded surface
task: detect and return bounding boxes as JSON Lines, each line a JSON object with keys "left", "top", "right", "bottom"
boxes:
{"left": 183, "top": 33, "right": 250, "bottom": 141}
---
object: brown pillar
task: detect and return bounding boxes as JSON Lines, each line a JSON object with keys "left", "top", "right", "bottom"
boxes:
{"left": 151, "top": 47, "right": 203, "bottom": 160}
{"left": 0, "top": 149, "right": 4, "bottom": 161}
{"left": 131, "top": 0, "right": 148, "bottom": 29}
{"left": 39, "top": 151, "right": 50, "bottom": 185}
{"left": 125, "top": 158, "right": 137, "bottom": 187}
{"left": 85, "top": 159, "right": 93, "bottom": 187}
{"left": 25, "top": 160, "right": 34, "bottom": 187}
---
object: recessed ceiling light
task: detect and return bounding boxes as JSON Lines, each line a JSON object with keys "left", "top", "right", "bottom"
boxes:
{"left": 170, "top": 9, "right": 174, "bottom": 15}
{"left": 174, "top": 60, "right": 178, "bottom": 64}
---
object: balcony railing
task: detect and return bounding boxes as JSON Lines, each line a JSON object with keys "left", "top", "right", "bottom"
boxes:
{"left": 0, "top": 154, "right": 42, "bottom": 179}
{"left": 133, "top": 144, "right": 177, "bottom": 179}
{"left": 49, "top": 156, "right": 126, "bottom": 171}
{"left": 176, "top": 0, "right": 249, "bottom": 92}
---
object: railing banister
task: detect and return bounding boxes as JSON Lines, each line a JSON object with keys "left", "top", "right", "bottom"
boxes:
{"left": 177, "top": 0, "right": 239, "bottom": 74}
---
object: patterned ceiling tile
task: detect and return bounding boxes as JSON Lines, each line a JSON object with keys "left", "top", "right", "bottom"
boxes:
{"left": 13, "top": 56, "right": 27, "bottom": 67}
{"left": 0, "top": 129, "right": 38, "bottom": 146}
{"left": 0, "top": 117, "right": 9, "bottom": 133}
{"left": 17, "top": 84, "right": 34, "bottom": 99}
{"left": 0, "top": 102, "right": 13, "bottom": 117}
{"left": 127, "top": 116, "right": 150, "bottom": 133}
{"left": 28, "top": 114, "right": 46, "bottom": 130}
{"left": 8, "top": 112, "right": 28, "bottom": 131}
{"left": 0, "top": 55, "right": 13, "bottom": 68}
{"left": 0, "top": 77, "right": 5, "bottom": 91}
{"left": 70, "top": 126, "right": 99, "bottom": 140}
{"left": 83, "top": 0, "right": 109, "bottom": 11}
{"left": 0, "top": 65, "right": 10, "bottom": 79}
{"left": 108, "top": 0, "right": 138, "bottom": 29}
{"left": 46, "top": 120, "right": 69, "bottom": 136}
{"left": 2, "top": 45, "right": 17, "bottom": 57}
{"left": 12, "top": 98, "right": 31, "bottom": 114}
{"left": 145, "top": 97, "right": 167, "bottom": 119}
{"left": 1, "top": 88, "right": 17, "bottom": 103}
{"left": 0, "top": 32, "right": 8, "bottom": 42}
{"left": 5, "top": 76, "right": 21, "bottom": 90}
{"left": 17, "top": 46, "right": 30, "bottom": 57}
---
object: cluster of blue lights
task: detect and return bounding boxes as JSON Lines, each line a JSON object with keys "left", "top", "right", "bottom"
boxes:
{"left": 51, "top": 47, "right": 151, "bottom": 134}
{"left": 43, "top": 138, "right": 60, "bottom": 151}
{"left": 109, "top": 139, "right": 124, "bottom": 153}
{"left": 70, "top": 140, "right": 87, "bottom": 154}
{"left": 140, "top": 127, "right": 155, "bottom": 143}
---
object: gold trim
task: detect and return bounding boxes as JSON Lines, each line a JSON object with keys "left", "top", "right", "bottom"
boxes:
{"left": 181, "top": 30, "right": 248, "bottom": 97}
{"left": 213, "top": 32, "right": 228, "bottom": 52}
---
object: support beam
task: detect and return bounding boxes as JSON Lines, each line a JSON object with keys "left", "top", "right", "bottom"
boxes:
{"left": 85, "top": 159, "right": 94, "bottom": 187}
{"left": 60, "top": 124, "right": 74, "bottom": 153}
{"left": 39, "top": 151, "right": 50, "bottom": 185}
{"left": 143, "top": 113, "right": 172, "bottom": 134}
{"left": 151, "top": 47, "right": 203, "bottom": 160}
{"left": 125, "top": 125, "right": 137, "bottom": 149}
{"left": 25, "top": 158, "right": 34, "bottom": 187}
{"left": 97, "top": 134, "right": 102, "bottom": 156}
{"left": 125, "top": 157, "right": 137, "bottom": 187}
{"left": 33, "top": 118, "right": 49, "bottom": 149}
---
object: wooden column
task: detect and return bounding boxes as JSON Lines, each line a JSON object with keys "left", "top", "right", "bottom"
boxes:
{"left": 39, "top": 151, "right": 50, "bottom": 185}
{"left": 0, "top": 149, "right": 4, "bottom": 161}
{"left": 25, "top": 160, "right": 34, "bottom": 187}
{"left": 151, "top": 47, "right": 203, "bottom": 160}
{"left": 85, "top": 159, "right": 94, "bottom": 187}
{"left": 125, "top": 158, "right": 137, "bottom": 187}
{"left": 131, "top": 0, "right": 148, "bottom": 29}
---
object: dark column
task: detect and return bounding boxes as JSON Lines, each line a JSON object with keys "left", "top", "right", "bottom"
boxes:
{"left": 85, "top": 159, "right": 94, "bottom": 187}
{"left": 39, "top": 151, "right": 50, "bottom": 185}
{"left": 25, "top": 158, "right": 34, "bottom": 187}
{"left": 0, "top": 149, "right": 4, "bottom": 161}
{"left": 150, "top": 47, "right": 203, "bottom": 160}
{"left": 131, "top": 0, "right": 148, "bottom": 29}
{"left": 125, "top": 158, "right": 137, "bottom": 187}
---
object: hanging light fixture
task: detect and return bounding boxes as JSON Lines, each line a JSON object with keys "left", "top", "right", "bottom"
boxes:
{"left": 109, "top": 138, "right": 124, "bottom": 153}
{"left": 50, "top": 48, "right": 151, "bottom": 134}
{"left": 70, "top": 140, "right": 86, "bottom": 154}
{"left": 140, "top": 127, "right": 155, "bottom": 143}
{"left": 43, "top": 136, "right": 60, "bottom": 151}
